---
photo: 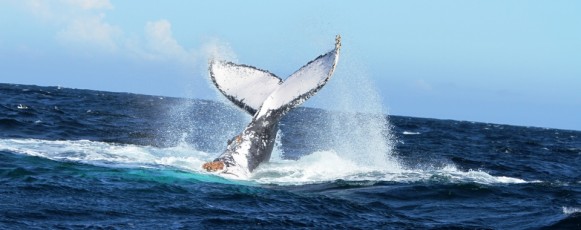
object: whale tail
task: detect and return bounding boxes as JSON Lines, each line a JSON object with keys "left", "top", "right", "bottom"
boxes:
{"left": 210, "top": 35, "right": 341, "bottom": 119}
{"left": 206, "top": 35, "right": 341, "bottom": 176}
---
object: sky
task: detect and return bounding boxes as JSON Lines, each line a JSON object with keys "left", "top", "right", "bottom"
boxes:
{"left": 1, "top": 0, "right": 580, "bottom": 131}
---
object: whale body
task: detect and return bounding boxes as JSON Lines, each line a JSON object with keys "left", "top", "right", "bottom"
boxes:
{"left": 204, "top": 36, "right": 341, "bottom": 178}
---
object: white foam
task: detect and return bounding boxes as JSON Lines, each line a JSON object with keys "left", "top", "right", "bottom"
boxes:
{"left": 0, "top": 138, "right": 530, "bottom": 186}
{"left": 403, "top": 131, "right": 421, "bottom": 135}
{"left": 563, "top": 207, "right": 581, "bottom": 215}
{"left": 251, "top": 151, "right": 360, "bottom": 184}
{"left": 421, "top": 164, "right": 528, "bottom": 184}
{"left": 251, "top": 152, "right": 527, "bottom": 186}
{"left": 0, "top": 138, "right": 211, "bottom": 173}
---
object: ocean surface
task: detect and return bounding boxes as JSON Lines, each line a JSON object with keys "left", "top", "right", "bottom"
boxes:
{"left": 1, "top": 83, "right": 580, "bottom": 229}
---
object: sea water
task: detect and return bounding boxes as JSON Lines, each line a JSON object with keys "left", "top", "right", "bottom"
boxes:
{"left": 1, "top": 83, "right": 580, "bottom": 229}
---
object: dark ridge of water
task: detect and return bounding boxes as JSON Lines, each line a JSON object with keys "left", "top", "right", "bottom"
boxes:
{"left": 1, "top": 83, "right": 580, "bottom": 229}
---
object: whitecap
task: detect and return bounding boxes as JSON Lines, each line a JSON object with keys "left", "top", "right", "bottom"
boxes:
{"left": 403, "top": 131, "right": 420, "bottom": 135}
{"left": 562, "top": 207, "right": 581, "bottom": 215}
{"left": 0, "top": 138, "right": 212, "bottom": 173}
{"left": 0, "top": 138, "right": 532, "bottom": 186}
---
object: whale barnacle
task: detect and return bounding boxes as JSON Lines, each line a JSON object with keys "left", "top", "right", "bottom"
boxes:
{"left": 202, "top": 161, "right": 225, "bottom": 172}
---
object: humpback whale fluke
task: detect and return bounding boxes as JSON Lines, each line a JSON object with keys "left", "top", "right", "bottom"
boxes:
{"left": 204, "top": 35, "right": 341, "bottom": 178}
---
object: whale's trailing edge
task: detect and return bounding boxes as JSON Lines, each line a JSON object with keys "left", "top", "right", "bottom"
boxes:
{"left": 205, "top": 35, "right": 341, "bottom": 178}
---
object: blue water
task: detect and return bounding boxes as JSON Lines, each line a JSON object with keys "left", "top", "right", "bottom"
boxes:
{"left": 1, "top": 83, "right": 580, "bottom": 229}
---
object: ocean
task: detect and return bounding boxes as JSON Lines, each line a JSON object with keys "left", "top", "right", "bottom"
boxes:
{"left": 0, "top": 83, "right": 580, "bottom": 229}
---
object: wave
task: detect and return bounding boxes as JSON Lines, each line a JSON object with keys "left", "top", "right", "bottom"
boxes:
{"left": 0, "top": 138, "right": 210, "bottom": 171}
{"left": 563, "top": 207, "right": 581, "bottom": 215}
{"left": 0, "top": 138, "right": 530, "bottom": 186}
{"left": 0, "top": 118, "right": 24, "bottom": 129}
{"left": 402, "top": 131, "right": 421, "bottom": 135}
{"left": 253, "top": 151, "right": 528, "bottom": 185}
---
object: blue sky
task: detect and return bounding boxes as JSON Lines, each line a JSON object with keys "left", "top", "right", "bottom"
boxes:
{"left": 1, "top": 0, "right": 580, "bottom": 130}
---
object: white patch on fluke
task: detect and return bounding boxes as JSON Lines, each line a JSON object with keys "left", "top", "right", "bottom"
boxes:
{"left": 256, "top": 48, "right": 339, "bottom": 118}
{"left": 210, "top": 61, "right": 282, "bottom": 113}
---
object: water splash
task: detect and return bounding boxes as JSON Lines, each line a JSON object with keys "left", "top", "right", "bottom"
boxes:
{"left": 159, "top": 39, "right": 249, "bottom": 152}
{"left": 0, "top": 138, "right": 529, "bottom": 186}
{"left": 305, "top": 50, "right": 401, "bottom": 173}
{"left": 161, "top": 98, "right": 247, "bottom": 152}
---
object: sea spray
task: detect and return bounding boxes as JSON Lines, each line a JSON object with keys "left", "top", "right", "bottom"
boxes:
{"left": 160, "top": 40, "right": 248, "bottom": 153}
{"left": 306, "top": 51, "right": 401, "bottom": 172}
{"left": 252, "top": 50, "right": 405, "bottom": 183}
{"left": 161, "top": 37, "right": 402, "bottom": 178}
{"left": 161, "top": 98, "right": 247, "bottom": 153}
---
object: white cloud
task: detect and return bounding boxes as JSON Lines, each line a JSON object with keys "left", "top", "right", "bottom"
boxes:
{"left": 56, "top": 13, "right": 121, "bottom": 52}
{"left": 18, "top": 0, "right": 230, "bottom": 67}
{"left": 145, "top": 19, "right": 194, "bottom": 63}
{"left": 23, "top": 0, "right": 55, "bottom": 19}
{"left": 21, "top": 0, "right": 120, "bottom": 52}
{"left": 23, "top": 0, "right": 112, "bottom": 19}
{"left": 64, "top": 0, "right": 113, "bottom": 10}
